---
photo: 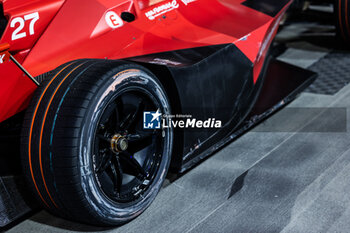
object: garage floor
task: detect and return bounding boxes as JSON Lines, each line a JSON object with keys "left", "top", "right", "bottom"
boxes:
{"left": 5, "top": 16, "right": 350, "bottom": 233}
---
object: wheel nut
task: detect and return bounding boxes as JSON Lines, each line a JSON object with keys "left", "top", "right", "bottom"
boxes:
{"left": 111, "top": 134, "right": 128, "bottom": 153}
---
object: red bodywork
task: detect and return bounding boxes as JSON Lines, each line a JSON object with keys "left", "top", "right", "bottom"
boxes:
{"left": 0, "top": 0, "right": 291, "bottom": 123}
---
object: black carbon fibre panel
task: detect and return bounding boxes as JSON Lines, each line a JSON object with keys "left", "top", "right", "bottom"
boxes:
{"left": 0, "top": 113, "right": 35, "bottom": 228}
{"left": 128, "top": 44, "right": 229, "bottom": 67}
{"left": 305, "top": 52, "right": 350, "bottom": 95}
{"left": 181, "top": 59, "right": 316, "bottom": 171}
{"left": 0, "top": 176, "right": 32, "bottom": 227}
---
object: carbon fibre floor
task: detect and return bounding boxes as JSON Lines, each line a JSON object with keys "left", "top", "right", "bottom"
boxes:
{"left": 5, "top": 13, "right": 350, "bottom": 233}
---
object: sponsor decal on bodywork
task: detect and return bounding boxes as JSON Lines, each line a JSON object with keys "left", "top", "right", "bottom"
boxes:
{"left": 145, "top": 0, "right": 179, "bottom": 20}
{"left": 105, "top": 11, "right": 124, "bottom": 29}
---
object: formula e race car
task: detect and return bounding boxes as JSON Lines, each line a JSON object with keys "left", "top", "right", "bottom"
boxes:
{"left": 0, "top": 0, "right": 316, "bottom": 227}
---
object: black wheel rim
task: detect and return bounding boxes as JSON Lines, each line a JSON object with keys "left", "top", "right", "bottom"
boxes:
{"left": 92, "top": 88, "right": 164, "bottom": 203}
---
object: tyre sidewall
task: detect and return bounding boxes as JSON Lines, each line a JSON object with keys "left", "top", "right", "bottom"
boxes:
{"left": 78, "top": 66, "right": 173, "bottom": 223}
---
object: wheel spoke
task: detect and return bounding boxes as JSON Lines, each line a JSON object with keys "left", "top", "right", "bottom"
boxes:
{"left": 108, "top": 110, "right": 117, "bottom": 132}
{"left": 99, "top": 101, "right": 118, "bottom": 134}
{"left": 119, "top": 113, "right": 132, "bottom": 131}
{"left": 127, "top": 131, "right": 154, "bottom": 143}
{"left": 127, "top": 99, "right": 144, "bottom": 130}
{"left": 127, "top": 131, "right": 155, "bottom": 154}
{"left": 115, "top": 97, "right": 124, "bottom": 130}
{"left": 106, "top": 106, "right": 118, "bottom": 133}
{"left": 120, "top": 99, "right": 144, "bottom": 130}
{"left": 96, "top": 152, "right": 112, "bottom": 173}
{"left": 120, "top": 151, "right": 146, "bottom": 180}
{"left": 110, "top": 157, "right": 123, "bottom": 194}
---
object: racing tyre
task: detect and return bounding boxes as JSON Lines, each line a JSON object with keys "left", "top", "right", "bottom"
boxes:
{"left": 21, "top": 59, "right": 173, "bottom": 226}
{"left": 335, "top": 0, "right": 350, "bottom": 44}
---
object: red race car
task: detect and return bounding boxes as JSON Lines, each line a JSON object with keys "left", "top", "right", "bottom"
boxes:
{"left": 0, "top": 0, "right": 315, "bottom": 227}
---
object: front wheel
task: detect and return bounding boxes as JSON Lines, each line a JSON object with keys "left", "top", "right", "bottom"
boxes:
{"left": 335, "top": 0, "right": 350, "bottom": 45}
{"left": 21, "top": 60, "right": 173, "bottom": 226}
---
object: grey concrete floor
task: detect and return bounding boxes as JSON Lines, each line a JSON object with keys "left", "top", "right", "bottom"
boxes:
{"left": 6, "top": 22, "right": 350, "bottom": 233}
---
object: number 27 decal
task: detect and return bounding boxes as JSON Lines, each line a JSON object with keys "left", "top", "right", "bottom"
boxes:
{"left": 10, "top": 12, "right": 40, "bottom": 41}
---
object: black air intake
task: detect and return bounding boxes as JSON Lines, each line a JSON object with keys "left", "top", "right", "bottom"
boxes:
{"left": 0, "top": 4, "right": 7, "bottom": 39}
